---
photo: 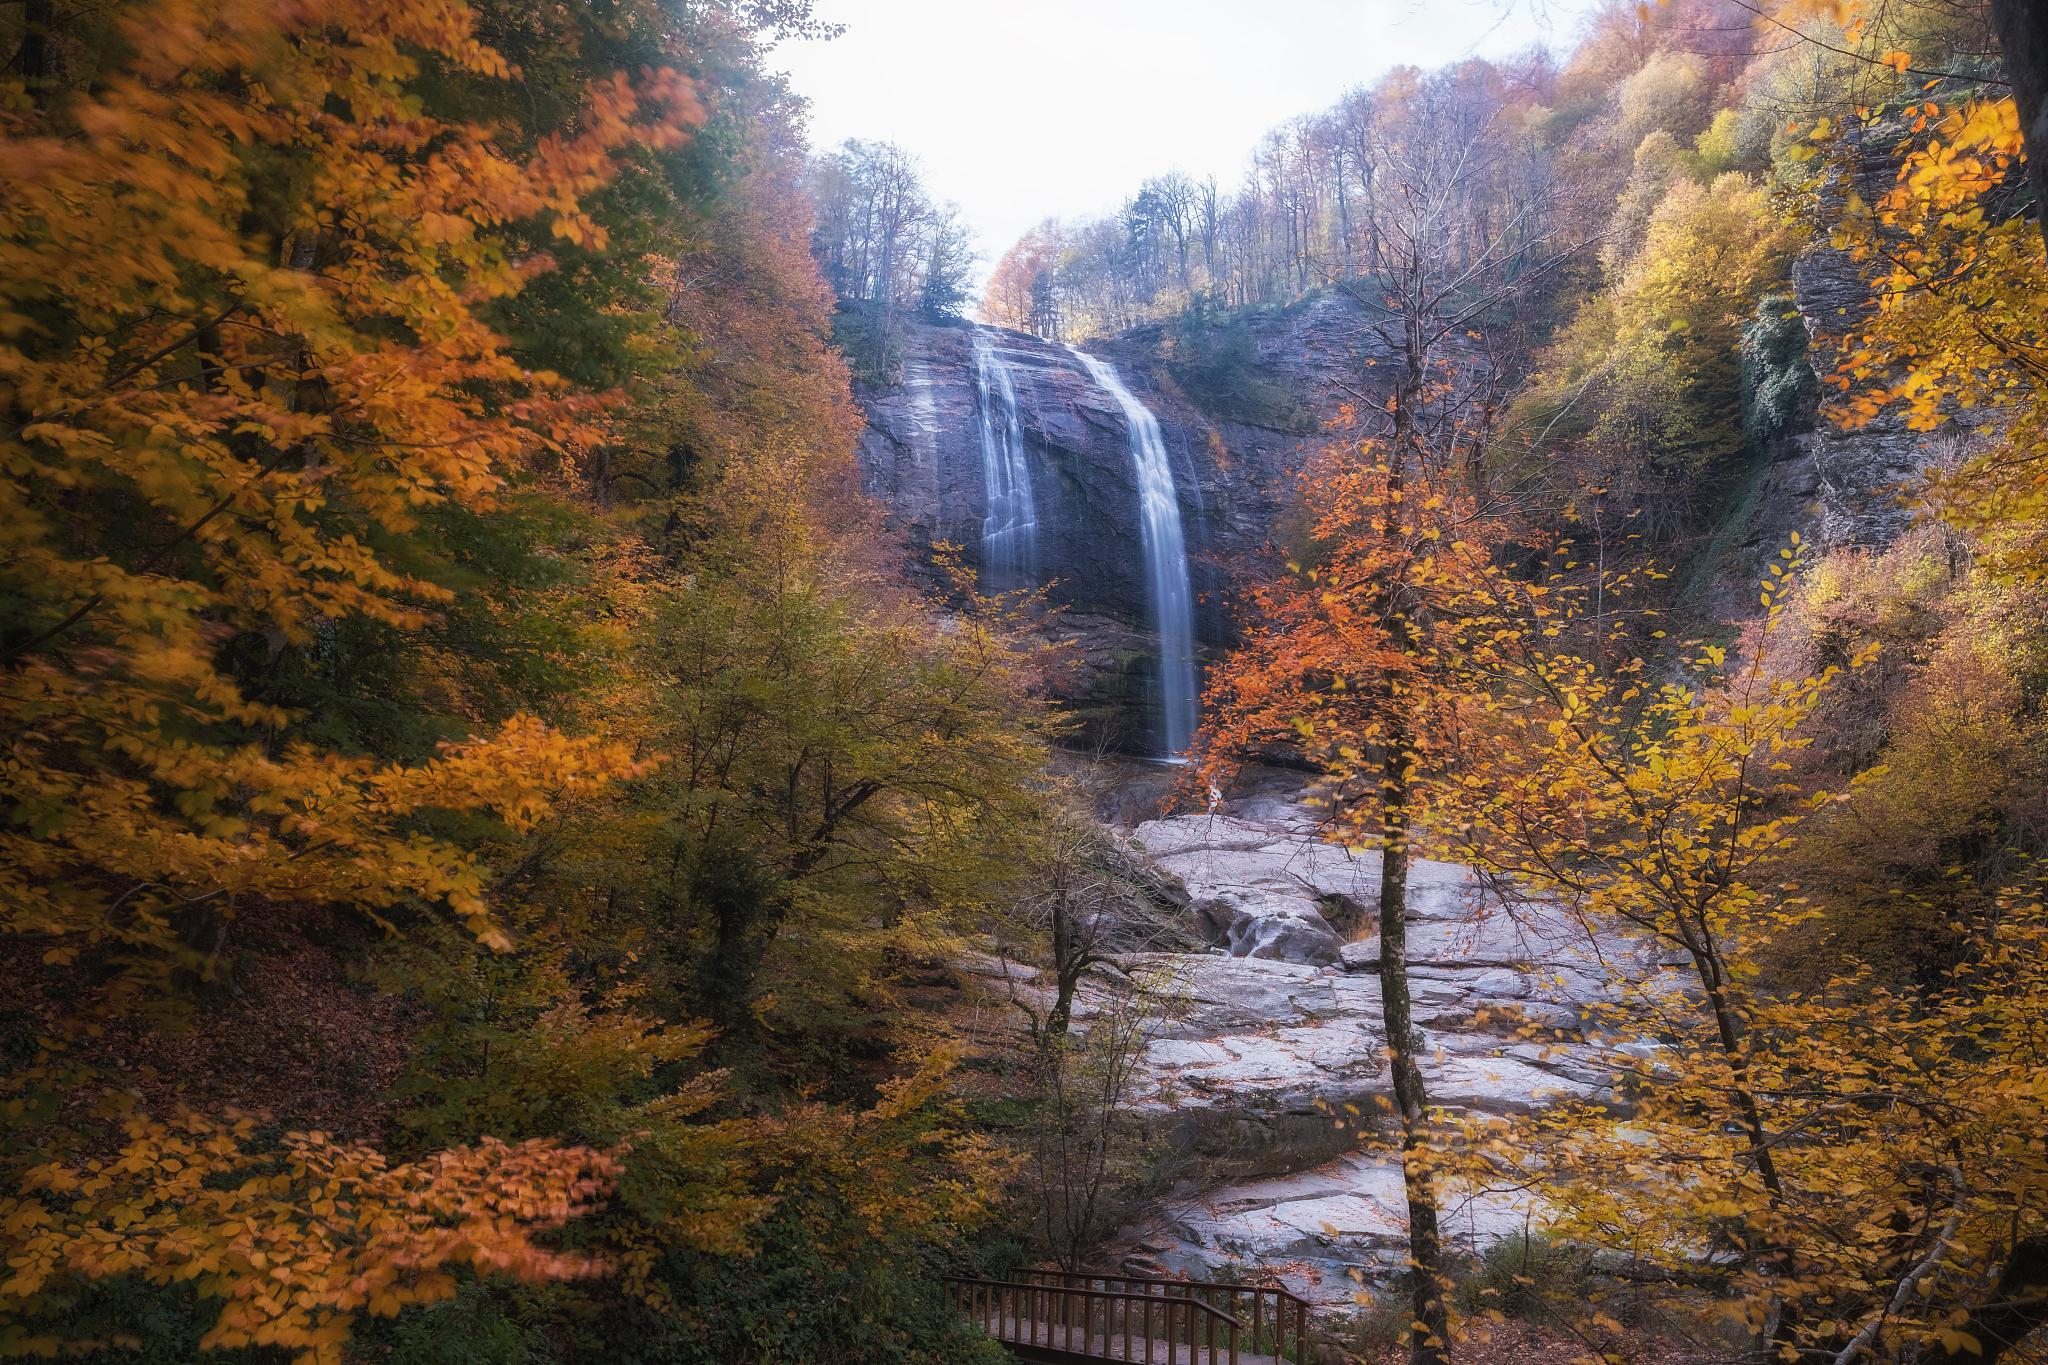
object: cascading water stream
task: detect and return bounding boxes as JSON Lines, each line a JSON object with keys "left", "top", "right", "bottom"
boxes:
{"left": 1070, "top": 348, "right": 1199, "bottom": 757}
{"left": 971, "top": 328, "right": 1039, "bottom": 591}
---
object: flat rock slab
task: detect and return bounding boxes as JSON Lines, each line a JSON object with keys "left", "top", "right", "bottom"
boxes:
{"left": 1106, "top": 795, "right": 1658, "bottom": 1305}
{"left": 1134, "top": 812, "right": 1605, "bottom": 969}
{"left": 1139, "top": 1154, "right": 1544, "bottom": 1308}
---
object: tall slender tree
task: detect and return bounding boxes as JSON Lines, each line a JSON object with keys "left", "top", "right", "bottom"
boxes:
{"left": 1202, "top": 66, "right": 1578, "bottom": 1364}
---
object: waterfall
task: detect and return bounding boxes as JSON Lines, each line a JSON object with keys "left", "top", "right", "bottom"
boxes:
{"left": 1071, "top": 348, "right": 1199, "bottom": 756}
{"left": 972, "top": 329, "right": 1039, "bottom": 591}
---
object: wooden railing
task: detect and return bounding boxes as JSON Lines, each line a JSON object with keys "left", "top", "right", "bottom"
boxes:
{"left": 942, "top": 1270, "right": 1314, "bottom": 1364}
{"left": 1015, "top": 1269, "right": 1314, "bottom": 1364}
{"left": 943, "top": 1277, "right": 1247, "bottom": 1363}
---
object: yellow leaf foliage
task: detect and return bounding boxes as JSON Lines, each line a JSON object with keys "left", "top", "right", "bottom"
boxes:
{"left": 1428, "top": 556, "right": 2048, "bottom": 1359}
{"left": 1829, "top": 97, "right": 2048, "bottom": 580}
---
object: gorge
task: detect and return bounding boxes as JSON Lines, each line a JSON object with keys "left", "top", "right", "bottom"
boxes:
{"left": 843, "top": 158, "right": 2009, "bottom": 1321}
{"left": 11, "top": 1, "right": 2048, "bottom": 1362}
{"left": 856, "top": 306, "right": 1615, "bottom": 1310}
{"left": 852, "top": 238, "right": 1961, "bottom": 759}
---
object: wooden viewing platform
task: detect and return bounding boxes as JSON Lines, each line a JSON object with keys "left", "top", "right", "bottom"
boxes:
{"left": 943, "top": 1269, "right": 1314, "bottom": 1364}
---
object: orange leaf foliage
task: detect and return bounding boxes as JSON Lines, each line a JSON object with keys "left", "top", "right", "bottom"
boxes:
{"left": 0, "top": 0, "right": 691, "bottom": 970}
{"left": 1, "top": 1112, "right": 619, "bottom": 1363}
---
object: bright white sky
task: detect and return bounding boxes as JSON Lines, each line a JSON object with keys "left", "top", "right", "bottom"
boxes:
{"left": 771, "top": 1, "right": 1589, "bottom": 280}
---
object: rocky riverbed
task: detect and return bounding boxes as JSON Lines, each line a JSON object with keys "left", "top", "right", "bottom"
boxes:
{"left": 1000, "top": 775, "right": 1675, "bottom": 1310}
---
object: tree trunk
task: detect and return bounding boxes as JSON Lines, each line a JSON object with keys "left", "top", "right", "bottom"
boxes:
{"left": 1375, "top": 330, "right": 1450, "bottom": 1365}
{"left": 1334, "top": 151, "right": 1355, "bottom": 279}
{"left": 1991, "top": 0, "right": 2048, "bottom": 253}
{"left": 1380, "top": 723, "right": 1450, "bottom": 1365}
{"left": 1919, "top": 1236, "right": 2048, "bottom": 1365}
{"left": 1046, "top": 897, "right": 1086, "bottom": 1038}
{"left": 876, "top": 222, "right": 898, "bottom": 368}
{"left": 13, "top": 0, "right": 52, "bottom": 91}
{"left": 1676, "top": 920, "right": 1797, "bottom": 1358}
{"left": 693, "top": 847, "right": 785, "bottom": 1044}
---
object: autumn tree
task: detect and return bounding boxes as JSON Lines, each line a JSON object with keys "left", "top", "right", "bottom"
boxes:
{"left": 1017, "top": 968, "right": 1176, "bottom": 1273}
{"left": 993, "top": 771, "right": 1196, "bottom": 1044}
{"left": 1828, "top": 94, "right": 2048, "bottom": 579}
{"left": 1429, "top": 548, "right": 2048, "bottom": 1363}
{"left": 0, "top": 0, "right": 1052, "bottom": 1359}
{"left": 806, "top": 139, "right": 972, "bottom": 378}
{"left": 983, "top": 218, "right": 1069, "bottom": 337}
{"left": 981, "top": 50, "right": 1569, "bottom": 334}
{"left": 1200, "top": 67, "right": 1577, "bottom": 1363}
{"left": 0, "top": 0, "right": 723, "bottom": 1348}
{"left": 630, "top": 516, "right": 1049, "bottom": 1045}
{"left": 1146, "top": 171, "right": 1202, "bottom": 290}
{"left": 1988, "top": 1, "right": 2047, "bottom": 238}
{"left": 0, "top": 0, "right": 689, "bottom": 972}
{"left": 1503, "top": 170, "right": 1801, "bottom": 541}
{"left": 1201, "top": 437, "right": 1529, "bottom": 1364}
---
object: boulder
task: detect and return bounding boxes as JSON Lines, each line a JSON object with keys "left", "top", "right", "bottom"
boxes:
{"left": 1133, "top": 812, "right": 1378, "bottom": 964}
{"left": 1190, "top": 890, "right": 1342, "bottom": 964}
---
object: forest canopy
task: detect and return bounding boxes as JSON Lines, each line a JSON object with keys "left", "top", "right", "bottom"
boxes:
{"left": 0, "top": 0, "right": 1043, "bottom": 1360}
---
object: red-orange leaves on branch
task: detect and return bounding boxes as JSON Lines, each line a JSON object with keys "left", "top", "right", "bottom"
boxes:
{"left": 1198, "top": 436, "right": 1521, "bottom": 806}
{"left": 1, "top": 1114, "right": 621, "bottom": 1363}
{"left": 1199, "top": 430, "right": 1550, "bottom": 1365}
{"left": 1, "top": 0, "right": 701, "bottom": 639}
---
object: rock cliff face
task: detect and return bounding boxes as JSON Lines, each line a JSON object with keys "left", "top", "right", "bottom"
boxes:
{"left": 1786, "top": 243, "right": 1971, "bottom": 548}
{"left": 1698, "top": 144, "right": 1983, "bottom": 616}
{"left": 853, "top": 307, "right": 1396, "bottom": 751}
{"left": 856, "top": 322, "right": 1273, "bottom": 749}
{"left": 862, "top": 284, "right": 1962, "bottom": 751}
{"left": 857, "top": 163, "right": 1984, "bottom": 747}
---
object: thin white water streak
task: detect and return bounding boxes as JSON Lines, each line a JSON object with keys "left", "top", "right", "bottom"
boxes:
{"left": 972, "top": 328, "right": 1039, "bottom": 591}
{"left": 904, "top": 357, "right": 940, "bottom": 458}
{"left": 1071, "top": 348, "right": 1199, "bottom": 755}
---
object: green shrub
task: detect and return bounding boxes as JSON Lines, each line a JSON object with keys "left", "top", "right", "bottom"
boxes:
{"left": 384, "top": 1283, "right": 552, "bottom": 1365}
{"left": 1741, "top": 293, "right": 1816, "bottom": 447}
{"left": 832, "top": 301, "right": 903, "bottom": 386}
{"left": 1455, "top": 1233, "right": 1590, "bottom": 1321}
{"left": 578, "top": 1204, "right": 1008, "bottom": 1364}
{"left": 1161, "top": 299, "right": 1311, "bottom": 433}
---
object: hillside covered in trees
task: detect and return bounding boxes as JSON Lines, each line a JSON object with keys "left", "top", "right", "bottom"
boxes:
{"left": 5, "top": 0, "right": 2048, "bottom": 1363}
{"left": 0, "top": 1, "right": 1048, "bottom": 1360}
